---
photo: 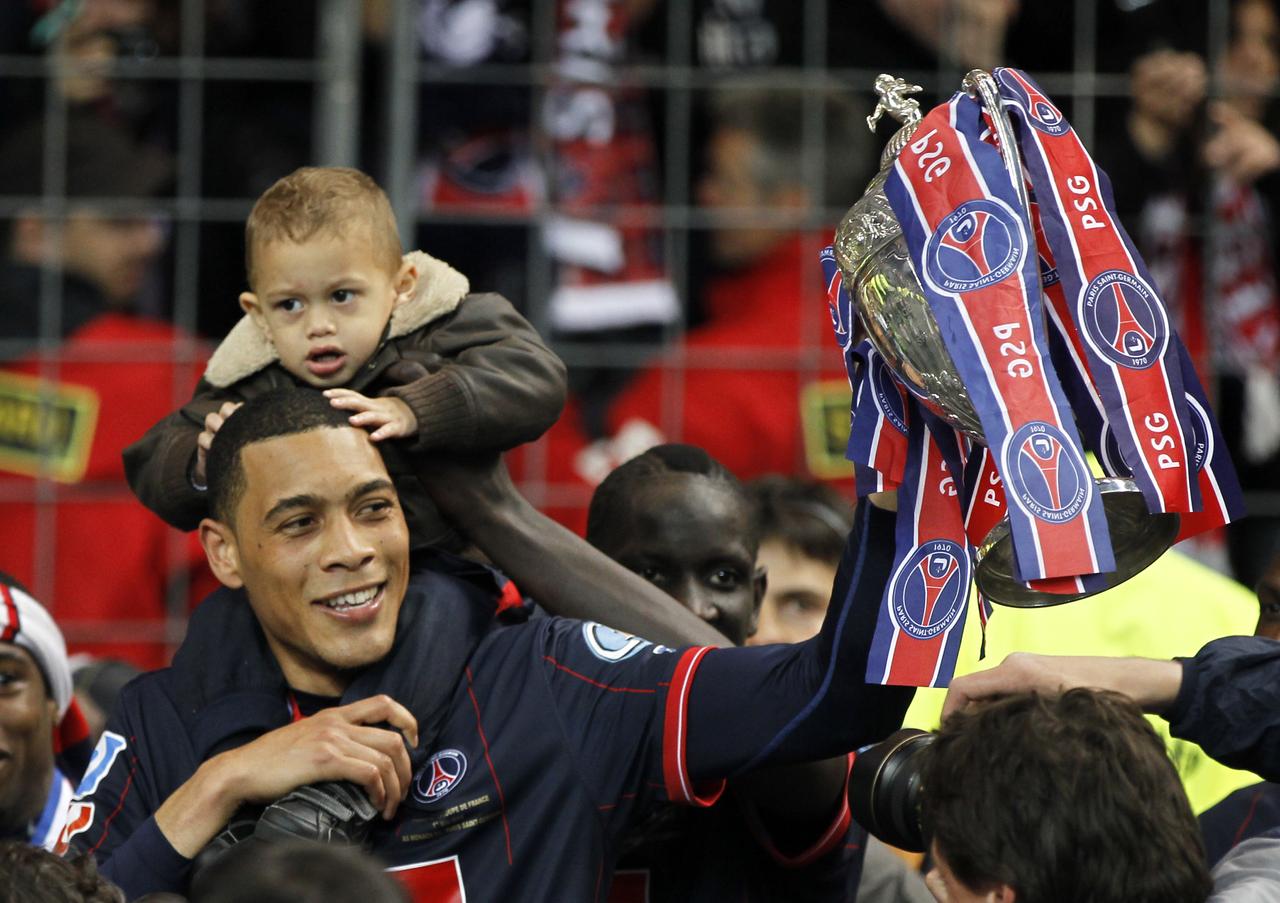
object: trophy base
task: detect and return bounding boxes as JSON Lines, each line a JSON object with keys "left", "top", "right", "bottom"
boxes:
{"left": 974, "top": 478, "right": 1181, "bottom": 608}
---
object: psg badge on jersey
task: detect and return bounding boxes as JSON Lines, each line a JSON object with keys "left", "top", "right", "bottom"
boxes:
{"left": 824, "top": 69, "right": 1244, "bottom": 688}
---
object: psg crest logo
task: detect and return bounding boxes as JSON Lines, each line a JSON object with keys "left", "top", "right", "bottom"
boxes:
{"left": 414, "top": 749, "right": 468, "bottom": 804}
{"left": 1003, "top": 421, "right": 1091, "bottom": 523}
{"left": 870, "top": 354, "right": 908, "bottom": 435}
{"left": 923, "top": 199, "right": 1026, "bottom": 294}
{"left": 1079, "top": 270, "right": 1169, "bottom": 370}
{"left": 888, "top": 541, "right": 969, "bottom": 641}
{"left": 997, "top": 69, "right": 1069, "bottom": 136}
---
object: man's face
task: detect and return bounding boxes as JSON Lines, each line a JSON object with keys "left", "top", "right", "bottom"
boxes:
{"left": 594, "top": 473, "right": 762, "bottom": 645}
{"left": 0, "top": 643, "right": 57, "bottom": 836}
{"left": 696, "top": 127, "right": 804, "bottom": 270}
{"left": 203, "top": 426, "right": 410, "bottom": 696}
{"left": 242, "top": 230, "right": 411, "bottom": 388}
{"left": 61, "top": 210, "right": 165, "bottom": 304}
{"left": 748, "top": 539, "right": 834, "bottom": 646}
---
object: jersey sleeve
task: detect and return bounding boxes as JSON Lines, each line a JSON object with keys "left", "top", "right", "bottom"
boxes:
{"left": 1168, "top": 635, "right": 1280, "bottom": 781}
{"left": 59, "top": 693, "right": 195, "bottom": 896}
{"left": 537, "top": 618, "right": 726, "bottom": 821}
{"left": 682, "top": 502, "right": 916, "bottom": 782}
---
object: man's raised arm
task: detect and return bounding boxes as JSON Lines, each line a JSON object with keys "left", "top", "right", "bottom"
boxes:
{"left": 674, "top": 498, "right": 916, "bottom": 784}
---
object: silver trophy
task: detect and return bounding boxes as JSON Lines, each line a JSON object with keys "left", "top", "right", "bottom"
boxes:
{"left": 833, "top": 71, "right": 1179, "bottom": 607}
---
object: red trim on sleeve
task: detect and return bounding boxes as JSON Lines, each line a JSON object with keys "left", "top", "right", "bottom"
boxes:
{"left": 496, "top": 579, "right": 524, "bottom": 614}
{"left": 661, "top": 646, "right": 725, "bottom": 807}
{"left": 745, "top": 752, "right": 855, "bottom": 868}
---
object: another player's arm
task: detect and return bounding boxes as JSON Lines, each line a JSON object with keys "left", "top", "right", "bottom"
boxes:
{"left": 381, "top": 293, "right": 568, "bottom": 452}
{"left": 945, "top": 636, "right": 1280, "bottom": 781}
{"left": 418, "top": 450, "right": 729, "bottom": 648}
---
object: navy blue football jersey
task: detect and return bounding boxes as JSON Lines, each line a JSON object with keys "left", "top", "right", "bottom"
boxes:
{"left": 65, "top": 503, "right": 913, "bottom": 901}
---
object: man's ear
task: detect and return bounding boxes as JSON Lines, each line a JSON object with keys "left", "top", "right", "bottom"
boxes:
{"left": 749, "top": 565, "right": 767, "bottom": 636}
{"left": 239, "top": 291, "right": 268, "bottom": 331}
{"left": 989, "top": 884, "right": 1016, "bottom": 903}
{"left": 199, "top": 517, "right": 245, "bottom": 590}
{"left": 392, "top": 260, "right": 419, "bottom": 308}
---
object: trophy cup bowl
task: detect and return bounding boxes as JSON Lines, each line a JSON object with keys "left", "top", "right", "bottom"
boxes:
{"left": 835, "top": 71, "right": 1180, "bottom": 607}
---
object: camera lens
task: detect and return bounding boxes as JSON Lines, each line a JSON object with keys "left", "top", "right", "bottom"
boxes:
{"left": 849, "top": 728, "right": 933, "bottom": 853}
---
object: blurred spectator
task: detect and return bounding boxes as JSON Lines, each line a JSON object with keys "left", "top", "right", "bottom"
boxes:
{"left": 746, "top": 475, "right": 852, "bottom": 647}
{"left": 0, "top": 574, "right": 91, "bottom": 851}
{"left": 524, "top": 82, "right": 871, "bottom": 531}
{"left": 0, "top": 113, "right": 215, "bottom": 668}
{"left": 0, "top": 842, "right": 124, "bottom": 903}
{"left": 1095, "top": 0, "right": 1280, "bottom": 589}
{"left": 69, "top": 657, "right": 139, "bottom": 746}
{"left": 188, "top": 840, "right": 409, "bottom": 903}
{"left": 826, "top": 0, "right": 1020, "bottom": 100}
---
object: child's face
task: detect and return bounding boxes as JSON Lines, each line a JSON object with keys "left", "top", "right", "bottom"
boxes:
{"left": 240, "top": 230, "right": 414, "bottom": 388}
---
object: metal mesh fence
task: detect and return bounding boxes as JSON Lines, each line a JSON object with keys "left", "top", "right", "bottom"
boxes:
{"left": 0, "top": 0, "right": 1264, "bottom": 662}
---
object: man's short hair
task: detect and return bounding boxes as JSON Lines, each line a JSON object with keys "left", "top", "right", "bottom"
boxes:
{"left": 748, "top": 476, "right": 852, "bottom": 567}
{"left": 244, "top": 166, "right": 403, "bottom": 286}
{"left": 922, "top": 689, "right": 1212, "bottom": 903}
{"left": 206, "top": 388, "right": 351, "bottom": 526}
{"left": 0, "top": 842, "right": 123, "bottom": 903}
{"left": 586, "top": 443, "right": 760, "bottom": 554}
{"left": 706, "top": 81, "right": 871, "bottom": 210}
{"left": 189, "top": 840, "right": 408, "bottom": 903}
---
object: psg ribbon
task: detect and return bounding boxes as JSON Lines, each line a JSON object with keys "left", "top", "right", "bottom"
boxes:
{"left": 884, "top": 92, "right": 1116, "bottom": 582}
{"left": 996, "top": 67, "right": 1201, "bottom": 516}
{"left": 866, "top": 398, "right": 972, "bottom": 687}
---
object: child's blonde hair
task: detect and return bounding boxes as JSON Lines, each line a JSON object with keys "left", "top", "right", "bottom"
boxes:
{"left": 245, "top": 167, "right": 402, "bottom": 286}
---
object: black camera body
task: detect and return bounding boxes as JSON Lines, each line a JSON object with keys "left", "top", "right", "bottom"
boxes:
{"left": 848, "top": 728, "right": 934, "bottom": 853}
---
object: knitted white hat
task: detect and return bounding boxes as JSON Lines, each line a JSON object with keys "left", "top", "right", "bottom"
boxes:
{"left": 0, "top": 582, "right": 72, "bottom": 717}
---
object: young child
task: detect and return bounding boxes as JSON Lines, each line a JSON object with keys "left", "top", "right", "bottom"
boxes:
{"left": 124, "top": 166, "right": 566, "bottom": 551}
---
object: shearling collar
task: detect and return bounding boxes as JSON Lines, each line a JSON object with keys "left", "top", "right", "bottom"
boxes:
{"left": 203, "top": 250, "right": 470, "bottom": 388}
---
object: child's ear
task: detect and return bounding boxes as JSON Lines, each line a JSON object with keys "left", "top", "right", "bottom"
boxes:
{"left": 239, "top": 291, "right": 268, "bottom": 331}
{"left": 393, "top": 261, "right": 419, "bottom": 307}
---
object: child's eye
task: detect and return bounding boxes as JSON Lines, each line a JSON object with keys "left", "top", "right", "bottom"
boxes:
{"left": 275, "top": 298, "right": 302, "bottom": 313}
{"left": 332, "top": 289, "right": 355, "bottom": 303}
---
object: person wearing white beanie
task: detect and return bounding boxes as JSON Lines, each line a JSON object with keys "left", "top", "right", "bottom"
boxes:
{"left": 0, "top": 573, "right": 91, "bottom": 850}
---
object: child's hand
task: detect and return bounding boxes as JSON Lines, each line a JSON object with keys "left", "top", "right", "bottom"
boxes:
{"left": 194, "top": 401, "right": 243, "bottom": 487}
{"left": 324, "top": 389, "right": 419, "bottom": 441}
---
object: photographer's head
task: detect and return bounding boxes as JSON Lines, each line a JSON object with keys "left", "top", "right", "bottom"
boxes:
{"left": 199, "top": 388, "right": 410, "bottom": 697}
{"left": 921, "top": 689, "right": 1210, "bottom": 903}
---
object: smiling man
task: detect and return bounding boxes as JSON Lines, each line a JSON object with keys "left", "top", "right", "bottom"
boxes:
{"left": 68, "top": 388, "right": 911, "bottom": 900}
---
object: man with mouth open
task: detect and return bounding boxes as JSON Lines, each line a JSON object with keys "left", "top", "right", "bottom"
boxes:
{"left": 66, "top": 388, "right": 911, "bottom": 900}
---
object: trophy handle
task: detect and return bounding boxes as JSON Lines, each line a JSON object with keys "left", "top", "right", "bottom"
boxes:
{"left": 962, "top": 70, "right": 1034, "bottom": 229}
